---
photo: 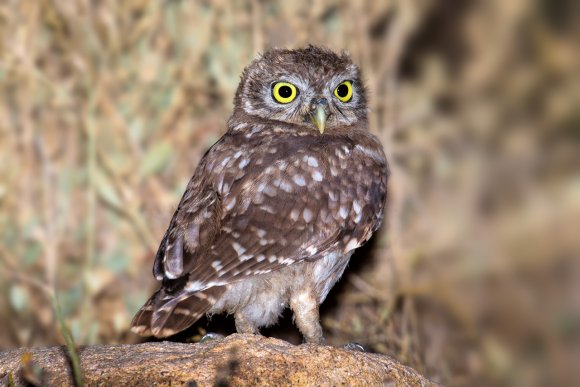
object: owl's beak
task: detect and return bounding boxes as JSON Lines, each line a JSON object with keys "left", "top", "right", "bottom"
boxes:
{"left": 310, "top": 105, "right": 328, "bottom": 134}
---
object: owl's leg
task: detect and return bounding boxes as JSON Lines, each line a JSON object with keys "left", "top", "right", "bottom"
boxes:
{"left": 234, "top": 311, "right": 259, "bottom": 335}
{"left": 290, "top": 291, "right": 324, "bottom": 344}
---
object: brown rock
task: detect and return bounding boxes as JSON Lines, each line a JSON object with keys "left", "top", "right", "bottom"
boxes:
{"left": 0, "top": 334, "right": 436, "bottom": 386}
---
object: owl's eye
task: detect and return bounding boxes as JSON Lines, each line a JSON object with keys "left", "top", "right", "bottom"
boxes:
{"left": 334, "top": 81, "right": 353, "bottom": 102}
{"left": 272, "top": 82, "right": 298, "bottom": 104}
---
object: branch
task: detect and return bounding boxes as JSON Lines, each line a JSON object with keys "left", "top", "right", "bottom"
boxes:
{"left": 0, "top": 334, "right": 435, "bottom": 386}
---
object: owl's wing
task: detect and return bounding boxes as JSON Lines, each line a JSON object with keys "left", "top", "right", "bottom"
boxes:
{"left": 132, "top": 141, "right": 228, "bottom": 337}
{"left": 151, "top": 184, "right": 222, "bottom": 281}
{"left": 132, "top": 133, "right": 388, "bottom": 337}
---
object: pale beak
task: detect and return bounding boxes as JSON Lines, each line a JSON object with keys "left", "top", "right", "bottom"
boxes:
{"left": 310, "top": 105, "right": 328, "bottom": 134}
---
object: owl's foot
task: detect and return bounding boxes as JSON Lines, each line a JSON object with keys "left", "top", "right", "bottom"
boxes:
{"left": 289, "top": 291, "right": 324, "bottom": 344}
{"left": 343, "top": 342, "right": 367, "bottom": 352}
{"left": 234, "top": 311, "right": 259, "bottom": 335}
{"left": 199, "top": 332, "right": 225, "bottom": 343}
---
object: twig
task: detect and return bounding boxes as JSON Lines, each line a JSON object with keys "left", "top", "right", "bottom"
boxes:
{"left": 50, "top": 291, "right": 84, "bottom": 387}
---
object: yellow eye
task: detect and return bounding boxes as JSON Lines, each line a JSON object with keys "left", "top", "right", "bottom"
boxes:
{"left": 334, "top": 81, "right": 353, "bottom": 102}
{"left": 272, "top": 82, "right": 298, "bottom": 104}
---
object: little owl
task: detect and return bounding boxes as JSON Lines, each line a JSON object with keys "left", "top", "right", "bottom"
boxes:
{"left": 131, "top": 46, "right": 389, "bottom": 344}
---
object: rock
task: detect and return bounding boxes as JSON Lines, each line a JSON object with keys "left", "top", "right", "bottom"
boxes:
{"left": 0, "top": 334, "right": 436, "bottom": 386}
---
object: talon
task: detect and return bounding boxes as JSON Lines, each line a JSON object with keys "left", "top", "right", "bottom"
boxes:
{"left": 199, "top": 332, "right": 225, "bottom": 343}
{"left": 343, "top": 342, "right": 367, "bottom": 352}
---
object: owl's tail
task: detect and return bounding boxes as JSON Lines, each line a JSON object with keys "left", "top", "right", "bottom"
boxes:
{"left": 130, "top": 286, "right": 226, "bottom": 338}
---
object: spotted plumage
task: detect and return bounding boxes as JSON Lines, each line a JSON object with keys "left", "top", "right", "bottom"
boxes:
{"left": 131, "top": 46, "right": 389, "bottom": 343}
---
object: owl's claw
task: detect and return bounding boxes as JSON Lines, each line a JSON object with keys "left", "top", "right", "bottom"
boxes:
{"left": 199, "top": 332, "right": 225, "bottom": 343}
{"left": 343, "top": 342, "right": 367, "bottom": 352}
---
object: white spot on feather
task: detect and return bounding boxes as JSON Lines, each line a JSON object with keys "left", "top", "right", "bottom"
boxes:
{"left": 311, "top": 170, "right": 323, "bottom": 182}
{"left": 278, "top": 179, "right": 293, "bottom": 193}
{"left": 290, "top": 209, "right": 300, "bottom": 221}
{"left": 262, "top": 205, "right": 276, "bottom": 214}
{"left": 240, "top": 254, "right": 253, "bottom": 261}
{"left": 225, "top": 197, "right": 236, "bottom": 210}
{"left": 238, "top": 158, "right": 250, "bottom": 169}
{"left": 263, "top": 184, "right": 277, "bottom": 197}
{"left": 232, "top": 122, "right": 247, "bottom": 131}
{"left": 293, "top": 175, "right": 306, "bottom": 186}
{"left": 232, "top": 242, "right": 246, "bottom": 255}
{"left": 307, "top": 156, "right": 319, "bottom": 167}
{"left": 303, "top": 208, "right": 314, "bottom": 222}
{"left": 353, "top": 200, "right": 362, "bottom": 214}
{"left": 185, "top": 280, "right": 206, "bottom": 292}
{"left": 355, "top": 144, "right": 385, "bottom": 163}
{"left": 345, "top": 238, "right": 359, "bottom": 252}
{"left": 306, "top": 245, "right": 318, "bottom": 255}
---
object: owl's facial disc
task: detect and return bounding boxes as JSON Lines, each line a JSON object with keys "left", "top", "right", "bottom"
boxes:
{"left": 233, "top": 47, "right": 368, "bottom": 132}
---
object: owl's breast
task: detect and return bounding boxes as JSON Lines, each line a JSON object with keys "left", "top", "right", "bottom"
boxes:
{"left": 199, "top": 130, "right": 388, "bottom": 254}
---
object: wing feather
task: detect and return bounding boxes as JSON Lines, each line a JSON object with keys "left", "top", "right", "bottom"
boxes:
{"left": 132, "top": 131, "right": 388, "bottom": 338}
{"left": 179, "top": 134, "right": 388, "bottom": 286}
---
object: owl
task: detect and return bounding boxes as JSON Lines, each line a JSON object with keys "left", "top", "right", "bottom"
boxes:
{"left": 131, "top": 46, "right": 389, "bottom": 344}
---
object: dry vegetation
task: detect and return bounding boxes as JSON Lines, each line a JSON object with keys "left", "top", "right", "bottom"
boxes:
{"left": 0, "top": 0, "right": 578, "bottom": 386}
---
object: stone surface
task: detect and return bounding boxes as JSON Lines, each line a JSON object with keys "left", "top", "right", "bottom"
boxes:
{"left": 0, "top": 334, "right": 436, "bottom": 386}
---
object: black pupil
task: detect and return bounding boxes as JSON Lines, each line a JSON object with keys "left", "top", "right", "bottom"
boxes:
{"left": 279, "top": 85, "right": 292, "bottom": 98}
{"left": 337, "top": 83, "right": 349, "bottom": 98}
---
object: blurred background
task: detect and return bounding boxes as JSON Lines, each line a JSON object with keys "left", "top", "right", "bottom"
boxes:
{"left": 0, "top": 0, "right": 578, "bottom": 385}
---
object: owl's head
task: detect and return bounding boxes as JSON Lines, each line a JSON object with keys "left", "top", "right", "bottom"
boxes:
{"left": 233, "top": 46, "right": 368, "bottom": 133}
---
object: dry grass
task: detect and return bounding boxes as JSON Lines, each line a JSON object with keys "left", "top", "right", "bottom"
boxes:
{"left": 0, "top": 0, "right": 578, "bottom": 385}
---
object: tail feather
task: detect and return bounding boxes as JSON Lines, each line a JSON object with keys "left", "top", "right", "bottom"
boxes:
{"left": 130, "top": 290, "right": 158, "bottom": 336}
{"left": 130, "top": 286, "right": 226, "bottom": 338}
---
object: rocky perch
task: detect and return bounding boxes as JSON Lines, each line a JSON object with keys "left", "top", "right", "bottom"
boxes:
{"left": 0, "top": 334, "right": 435, "bottom": 386}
